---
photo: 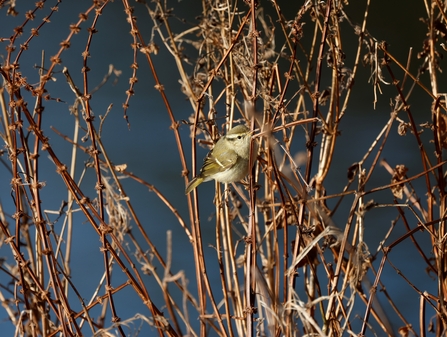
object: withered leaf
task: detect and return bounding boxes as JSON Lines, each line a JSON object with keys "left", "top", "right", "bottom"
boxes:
{"left": 391, "top": 165, "right": 408, "bottom": 199}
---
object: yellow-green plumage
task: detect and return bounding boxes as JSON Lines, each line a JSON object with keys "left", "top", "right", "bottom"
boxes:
{"left": 185, "top": 125, "right": 255, "bottom": 194}
{"left": 184, "top": 176, "right": 204, "bottom": 195}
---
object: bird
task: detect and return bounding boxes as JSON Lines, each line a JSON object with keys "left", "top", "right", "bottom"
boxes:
{"left": 185, "top": 124, "right": 256, "bottom": 194}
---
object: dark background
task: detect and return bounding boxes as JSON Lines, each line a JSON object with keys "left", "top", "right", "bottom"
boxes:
{"left": 0, "top": 1, "right": 440, "bottom": 336}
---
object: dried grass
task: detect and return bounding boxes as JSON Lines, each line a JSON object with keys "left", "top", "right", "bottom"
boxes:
{"left": 1, "top": 0, "right": 447, "bottom": 336}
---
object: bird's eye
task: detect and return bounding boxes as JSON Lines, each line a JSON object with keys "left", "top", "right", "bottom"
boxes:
{"left": 237, "top": 136, "right": 242, "bottom": 139}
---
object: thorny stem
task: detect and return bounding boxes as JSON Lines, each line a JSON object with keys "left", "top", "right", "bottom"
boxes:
{"left": 3, "top": 1, "right": 447, "bottom": 336}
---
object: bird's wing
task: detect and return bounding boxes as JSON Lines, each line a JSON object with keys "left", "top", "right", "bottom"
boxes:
{"left": 199, "top": 148, "right": 237, "bottom": 179}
